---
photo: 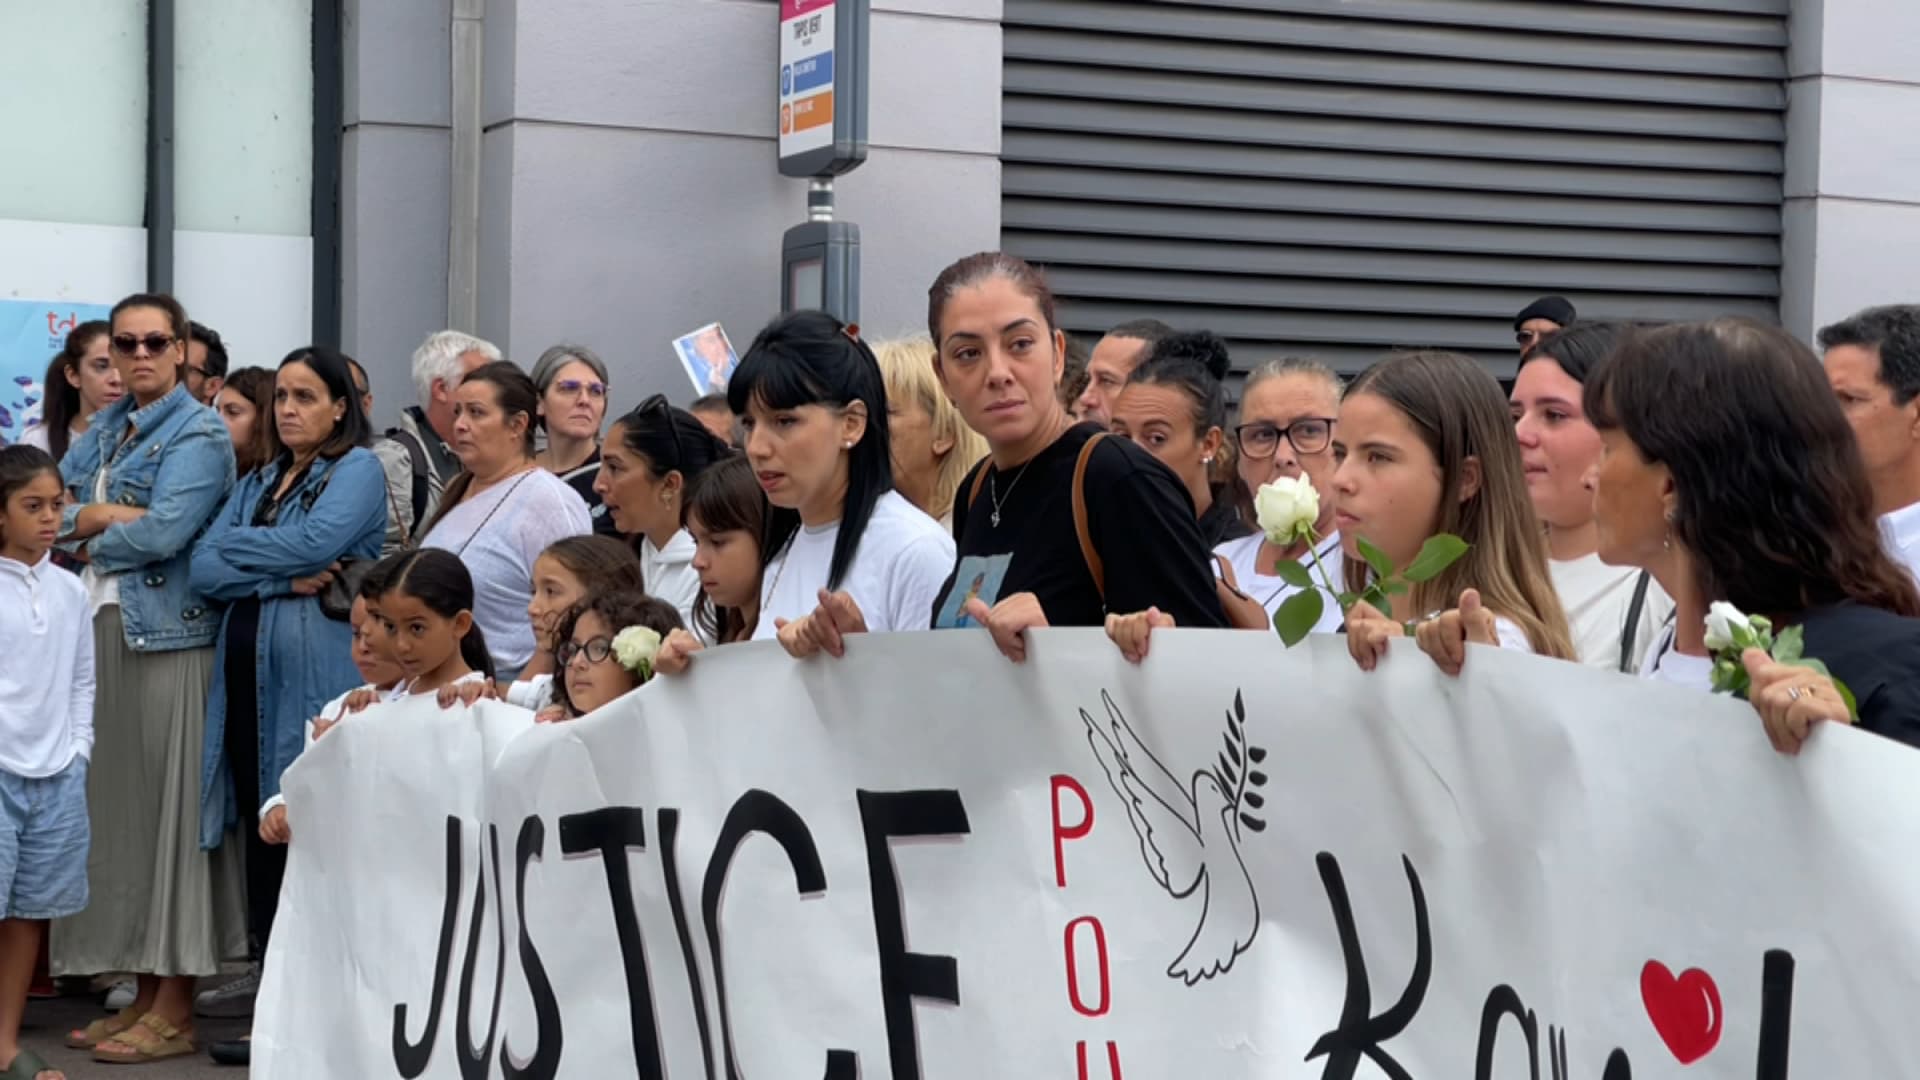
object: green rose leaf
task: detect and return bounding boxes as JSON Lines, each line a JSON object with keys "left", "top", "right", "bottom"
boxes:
{"left": 1355, "top": 537, "right": 1394, "bottom": 580}
{"left": 1770, "top": 625, "right": 1806, "bottom": 664}
{"left": 1273, "top": 589, "right": 1326, "bottom": 647}
{"left": 1381, "top": 581, "right": 1410, "bottom": 596}
{"left": 1272, "top": 558, "right": 1314, "bottom": 589}
{"left": 1335, "top": 590, "right": 1359, "bottom": 611}
{"left": 1402, "top": 534, "right": 1470, "bottom": 583}
{"left": 1834, "top": 677, "right": 1860, "bottom": 720}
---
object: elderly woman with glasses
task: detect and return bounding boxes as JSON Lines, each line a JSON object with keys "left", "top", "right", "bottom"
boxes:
{"left": 530, "top": 344, "right": 619, "bottom": 535}
{"left": 1210, "top": 357, "right": 1348, "bottom": 633}
{"left": 592, "top": 394, "right": 735, "bottom": 636}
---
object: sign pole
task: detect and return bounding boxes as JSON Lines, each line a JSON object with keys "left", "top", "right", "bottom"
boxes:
{"left": 776, "top": 0, "right": 868, "bottom": 324}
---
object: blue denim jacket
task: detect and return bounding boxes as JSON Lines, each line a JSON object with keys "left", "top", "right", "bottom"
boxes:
{"left": 191, "top": 449, "right": 388, "bottom": 849}
{"left": 61, "top": 384, "right": 236, "bottom": 651}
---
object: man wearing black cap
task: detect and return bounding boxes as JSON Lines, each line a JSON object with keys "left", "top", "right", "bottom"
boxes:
{"left": 1514, "top": 296, "right": 1576, "bottom": 354}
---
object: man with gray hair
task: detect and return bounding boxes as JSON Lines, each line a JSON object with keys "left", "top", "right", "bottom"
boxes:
{"left": 390, "top": 329, "right": 502, "bottom": 525}
{"left": 1819, "top": 303, "right": 1920, "bottom": 578}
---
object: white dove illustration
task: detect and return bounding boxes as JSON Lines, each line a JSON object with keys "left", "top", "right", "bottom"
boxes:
{"left": 1080, "top": 689, "right": 1265, "bottom": 985}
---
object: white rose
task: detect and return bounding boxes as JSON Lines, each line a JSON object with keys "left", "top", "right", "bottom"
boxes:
{"left": 612, "top": 625, "right": 663, "bottom": 675}
{"left": 1254, "top": 476, "right": 1320, "bottom": 546}
{"left": 1703, "top": 602, "right": 1750, "bottom": 653}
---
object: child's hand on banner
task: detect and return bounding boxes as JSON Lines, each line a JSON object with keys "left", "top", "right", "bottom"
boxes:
{"left": 654, "top": 629, "right": 703, "bottom": 676}
{"left": 261, "top": 805, "right": 291, "bottom": 845}
{"left": 1106, "top": 607, "right": 1175, "bottom": 665}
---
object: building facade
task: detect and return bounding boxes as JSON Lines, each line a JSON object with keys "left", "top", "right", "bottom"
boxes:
{"left": 2, "top": 0, "right": 1915, "bottom": 426}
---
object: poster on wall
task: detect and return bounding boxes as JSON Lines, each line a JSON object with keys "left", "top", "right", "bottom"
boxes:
{"left": 0, "top": 297, "right": 113, "bottom": 444}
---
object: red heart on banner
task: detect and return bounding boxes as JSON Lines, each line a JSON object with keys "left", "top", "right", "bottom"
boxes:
{"left": 1640, "top": 960, "right": 1724, "bottom": 1065}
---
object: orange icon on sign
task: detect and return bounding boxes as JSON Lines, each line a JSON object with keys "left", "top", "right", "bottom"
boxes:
{"left": 780, "top": 103, "right": 792, "bottom": 134}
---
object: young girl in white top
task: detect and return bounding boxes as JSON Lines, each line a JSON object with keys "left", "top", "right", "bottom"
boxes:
{"left": 729, "top": 312, "right": 954, "bottom": 657}
{"left": 1334, "top": 351, "right": 1577, "bottom": 671}
{"left": 0, "top": 446, "right": 95, "bottom": 1080}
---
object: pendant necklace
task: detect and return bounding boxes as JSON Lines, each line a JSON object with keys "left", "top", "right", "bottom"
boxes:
{"left": 988, "top": 459, "right": 1034, "bottom": 528}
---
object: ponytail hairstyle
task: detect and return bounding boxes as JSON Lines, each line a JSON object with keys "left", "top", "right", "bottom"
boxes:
{"left": 550, "top": 591, "right": 685, "bottom": 717}
{"left": 219, "top": 367, "right": 278, "bottom": 477}
{"left": 727, "top": 310, "right": 892, "bottom": 590}
{"left": 1343, "top": 350, "right": 1576, "bottom": 660}
{"left": 684, "top": 454, "right": 770, "bottom": 643}
{"left": 39, "top": 320, "right": 110, "bottom": 461}
{"left": 1127, "top": 330, "right": 1243, "bottom": 519}
{"left": 606, "top": 395, "right": 732, "bottom": 491}
{"left": 417, "top": 361, "right": 541, "bottom": 538}
{"left": 358, "top": 548, "right": 496, "bottom": 681}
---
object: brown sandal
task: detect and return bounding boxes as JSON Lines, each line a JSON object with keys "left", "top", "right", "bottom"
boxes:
{"left": 65, "top": 1011, "right": 136, "bottom": 1050}
{"left": 91, "top": 1012, "right": 196, "bottom": 1064}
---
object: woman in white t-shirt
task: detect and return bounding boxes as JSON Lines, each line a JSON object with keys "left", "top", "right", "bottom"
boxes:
{"left": 721, "top": 311, "right": 954, "bottom": 656}
{"left": 1336, "top": 351, "right": 1578, "bottom": 669}
{"left": 593, "top": 394, "right": 732, "bottom": 634}
{"left": 1210, "top": 356, "right": 1348, "bottom": 634}
{"left": 419, "top": 362, "right": 593, "bottom": 678}
{"left": 1512, "top": 322, "right": 1673, "bottom": 672}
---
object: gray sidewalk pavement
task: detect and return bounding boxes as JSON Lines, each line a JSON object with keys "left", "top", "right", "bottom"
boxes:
{"left": 20, "top": 982, "right": 250, "bottom": 1080}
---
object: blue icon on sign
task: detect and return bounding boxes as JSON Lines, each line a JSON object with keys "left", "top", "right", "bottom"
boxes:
{"left": 781, "top": 65, "right": 792, "bottom": 95}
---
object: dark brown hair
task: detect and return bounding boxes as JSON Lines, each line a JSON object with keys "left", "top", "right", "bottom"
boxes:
{"left": 1585, "top": 318, "right": 1920, "bottom": 619}
{"left": 551, "top": 591, "right": 685, "bottom": 718}
{"left": 926, "top": 251, "right": 1058, "bottom": 346}
{"left": 684, "top": 454, "right": 768, "bottom": 643}
{"left": 219, "top": 367, "right": 277, "bottom": 476}
{"left": 417, "top": 361, "right": 541, "bottom": 537}
{"left": 110, "top": 292, "right": 189, "bottom": 341}
{"left": 39, "top": 320, "right": 110, "bottom": 461}
{"left": 540, "top": 535, "right": 644, "bottom": 595}
{"left": 270, "top": 346, "right": 373, "bottom": 464}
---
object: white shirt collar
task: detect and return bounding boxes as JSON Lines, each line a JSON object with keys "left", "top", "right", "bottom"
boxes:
{"left": 0, "top": 550, "right": 51, "bottom": 580}
{"left": 1880, "top": 500, "right": 1920, "bottom": 569}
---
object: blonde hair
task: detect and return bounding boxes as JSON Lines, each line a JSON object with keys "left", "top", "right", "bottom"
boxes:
{"left": 1343, "top": 350, "right": 1575, "bottom": 660}
{"left": 872, "top": 335, "right": 989, "bottom": 522}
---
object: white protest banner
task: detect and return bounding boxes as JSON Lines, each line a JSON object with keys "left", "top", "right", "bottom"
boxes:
{"left": 254, "top": 631, "right": 1920, "bottom": 1077}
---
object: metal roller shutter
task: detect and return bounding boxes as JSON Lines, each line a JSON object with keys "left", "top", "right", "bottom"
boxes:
{"left": 1001, "top": 0, "right": 1789, "bottom": 377}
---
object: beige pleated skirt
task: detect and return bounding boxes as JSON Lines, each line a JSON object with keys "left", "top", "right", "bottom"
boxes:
{"left": 50, "top": 606, "right": 247, "bottom": 978}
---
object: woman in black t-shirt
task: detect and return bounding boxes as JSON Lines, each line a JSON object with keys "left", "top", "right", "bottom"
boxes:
{"left": 1108, "top": 331, "right": 1255, "bottom": 550}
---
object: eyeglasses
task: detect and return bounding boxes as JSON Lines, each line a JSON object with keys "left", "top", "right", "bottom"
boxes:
{"left": 184, "top": 365, "right": 210, "bottom": 381}
{"left": 556, "top": 636, "right": 615, "bottom": 667}
{"left": 1234, "top": 417, "right": 1334, "bottom": 459}
{"left": 111, "top": 333, "right": 176, "bottom": 357}
{"left": 554, "top": 378, "right": 606, "bottom": 399}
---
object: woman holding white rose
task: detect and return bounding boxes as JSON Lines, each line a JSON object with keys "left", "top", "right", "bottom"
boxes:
{"left": 1582, "top": 319, "right": 1920, "bottom": 752}
{"left": 1334, "top": 351, "right": 1576, "bottom": 669}
{"left": 1216, "top": 358, "right": 1347, "bottom": 633}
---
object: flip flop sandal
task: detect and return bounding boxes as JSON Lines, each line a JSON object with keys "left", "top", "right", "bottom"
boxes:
{"left": 66, "top": 1011, "right": 136, "bottom": 1049}
{"left": 91, "top": 1012, "right": 196, "bottom": 1064}
{"left": 1, "top": 1048, "right": 62, "bottom": 1080}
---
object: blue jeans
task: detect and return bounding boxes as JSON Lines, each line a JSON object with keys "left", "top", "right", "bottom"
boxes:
{"left": 0, "top": 756, "right": 90, "bottom": 920}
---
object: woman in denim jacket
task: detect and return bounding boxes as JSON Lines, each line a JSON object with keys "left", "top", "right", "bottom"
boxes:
{"left": 51, "top": 294, "right": 245, "bottom": 1063}
{"left": 188, "top": 347, "right": 387, "bottom": 1033}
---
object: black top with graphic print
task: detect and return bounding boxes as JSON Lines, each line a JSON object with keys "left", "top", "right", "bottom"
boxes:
{"left": 932, "top": 422, "right": 1228, "bottom": 630}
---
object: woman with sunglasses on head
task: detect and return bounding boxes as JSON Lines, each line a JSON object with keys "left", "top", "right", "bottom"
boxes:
{"left": 1211, "top": 357, "right": 1348, "bottom": 634}
{"left": 530, "top": 344, "right": 619, "bottom": 536}
{"left": 418, "top": 362, "right": 593, "bottom": 680}
{"left": 593, "top": 394, "right": 733, "bottom": 635}
{"left": 718, "top": 311, "right": 955, "bottom": 660}
{"left": 1511, "top": 322, "right": 1672, "bottom": 672}
{"left": 917, "top": 253, "right": 1225, "bottom": 664}
{"left": 52, "top": 293, "right": 245, "bottom": 1064}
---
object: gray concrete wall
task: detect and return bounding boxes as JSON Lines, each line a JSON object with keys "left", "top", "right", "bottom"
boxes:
{"left": 478, "top": 0, "right": 1004, "bottom": 407}
{"left": 340, "top": 0, "right": 454, "bottom": 423}
{"left": 1782, "top": 0, "right": 1920, "bottom": 342}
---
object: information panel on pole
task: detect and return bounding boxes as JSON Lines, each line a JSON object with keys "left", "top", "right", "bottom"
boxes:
{"left": 777, "top": 0, "right": 868, "bottom": 178}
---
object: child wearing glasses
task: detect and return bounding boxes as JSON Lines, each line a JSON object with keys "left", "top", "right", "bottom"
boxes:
{"left": 546, "top": 592, "right": 684, "bottom": 721}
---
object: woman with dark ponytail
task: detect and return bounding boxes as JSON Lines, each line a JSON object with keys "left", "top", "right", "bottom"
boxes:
{"left": 23, "top": 320, "right": 120, "bottom": 461}
{"left": 1110, "top": 331, "right": 1254, "bottom": 548}
{"left": 593, "top": 394, "right": 732, "bottom": 633}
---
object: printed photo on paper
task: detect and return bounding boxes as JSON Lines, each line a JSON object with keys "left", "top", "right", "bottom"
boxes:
{"left": 674, "top": 323, "right": 739, "bottom": 397}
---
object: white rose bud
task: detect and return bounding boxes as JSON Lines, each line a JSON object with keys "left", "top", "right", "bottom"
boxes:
{"left": 612, "top": 625, "right": 663, "bottom": 675}
{"left": 1703, "top": 602, "right": 1750, "bottom": 654}
{"left": 1254, "top": 476, "right": 1321, "bottom": 546}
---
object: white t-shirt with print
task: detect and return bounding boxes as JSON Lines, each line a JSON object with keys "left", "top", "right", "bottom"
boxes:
{"left": 753, "top": 490, "right": 956, "bottom": 639}
{"left": 1550, "top": 554, "right": 1674, "bottom": 673}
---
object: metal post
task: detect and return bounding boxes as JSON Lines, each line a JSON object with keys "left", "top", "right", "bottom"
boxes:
{"left": 146, "top": 0, "right": 176, "bottom": 293}
{"left": 447, "top": 0, "right": 484, "bottom": 333}
{"left": 311, "top": 0, "right": 344, "bottom": 345}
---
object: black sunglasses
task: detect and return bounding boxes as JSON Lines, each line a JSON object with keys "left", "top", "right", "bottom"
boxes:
{"left": 637, "top": 393, "right": 684, "bottom": 469}
{"left": 111, "top": 333, "right": 176, "bottom": 357}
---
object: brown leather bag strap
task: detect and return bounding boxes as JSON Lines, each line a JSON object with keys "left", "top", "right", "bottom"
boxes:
{"left": 1074, "top": 433, "right": 1107, "bottom": 600}
{"left": 967, "top": 462, "right": 989, "bottom": 509}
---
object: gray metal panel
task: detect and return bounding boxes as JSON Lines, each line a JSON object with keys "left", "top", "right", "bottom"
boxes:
{"left": 1001, "top": 0, "right": 1787, "bottom": 378}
